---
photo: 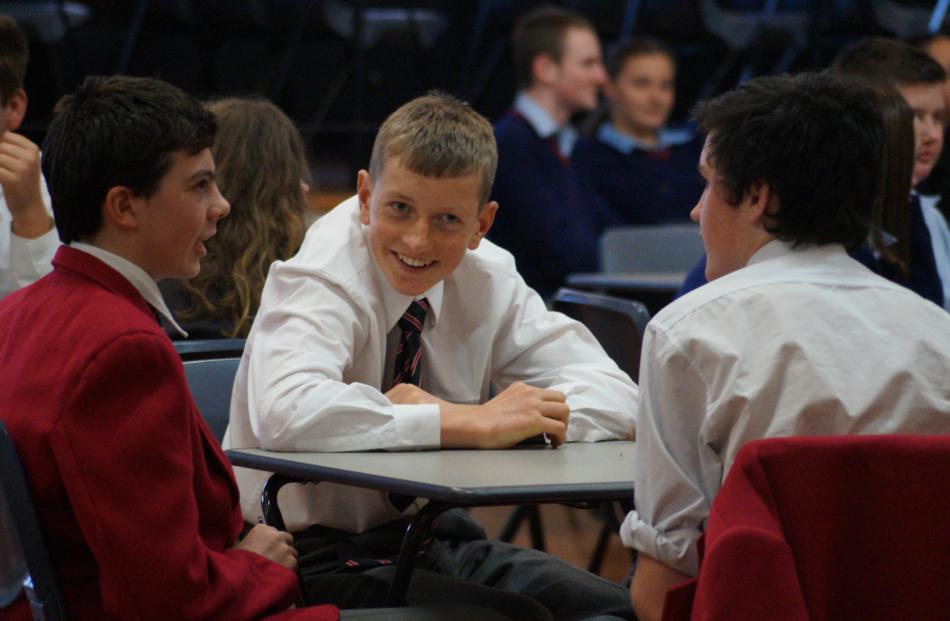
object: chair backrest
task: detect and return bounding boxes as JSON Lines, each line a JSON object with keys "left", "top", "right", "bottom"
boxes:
{"left": 182, "top": 358, "right": 242, "bottom": 443}
{"left": 599, "top": 224, "right": 704, "bottom": 274}
{"left": 0, "top": 420, "right": 67, "bottom": 621}
{"left": 174, "top": 338, "right": 245, "bottom": 361}
{"left": 553, "top": 288, "right": 651, "bottom": 381}
{"left": 665, "top": 433, "right": 950, "bottom": 621}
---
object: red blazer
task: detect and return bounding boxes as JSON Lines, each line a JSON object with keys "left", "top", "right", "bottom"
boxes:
{"left": 663, "top": 434, "right": 950, "bottom": 621}
{"left": 0, "top": 246, "right": 336, "bottom": 621}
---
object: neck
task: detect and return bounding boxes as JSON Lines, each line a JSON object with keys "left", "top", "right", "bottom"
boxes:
{"left": 522, "top": 87, "right": 571, "bottom": 127}
{"left": 86, "top": 230, "right": 157, "bottom": 281}
{"left": 612, "top": 116, "right": 660, "bottom": 147}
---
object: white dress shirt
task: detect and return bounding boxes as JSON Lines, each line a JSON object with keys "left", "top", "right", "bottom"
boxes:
{"left": 621, "top": 240, "right": 950, "bottom": 575}
{"left": 0, "top": 181, "right": 58, "bottom": 300}
{"left": 226, "top": 196, "right": 639, "bottom": 532}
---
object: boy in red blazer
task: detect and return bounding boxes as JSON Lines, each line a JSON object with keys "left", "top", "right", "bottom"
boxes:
{"left": 0, "top": 75, "right": 336, "bottom": 621}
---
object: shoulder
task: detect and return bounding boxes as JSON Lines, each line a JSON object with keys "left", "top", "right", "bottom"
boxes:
{"left": 449, "top": 237, "right": 522, "bottom": 289}
{"left": 262, "top": 197, "right": 379, "bottom": 314}
{"left": 494, "top": 112, "right": 534, "bottom": 144}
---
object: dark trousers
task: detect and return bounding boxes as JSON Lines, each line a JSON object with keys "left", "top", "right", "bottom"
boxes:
{"left": 294, "top": 508, "right": 634, "bottom": 621}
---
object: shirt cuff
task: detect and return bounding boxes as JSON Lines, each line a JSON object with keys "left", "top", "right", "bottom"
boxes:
{"left": 389, "top": 403, "right": 440, "bottom": 450}
{"left": 620, "top": 509, "right": 702, "bottom": 576}
{"left": 10, "top": 223, "right": 57, "bottom": 288}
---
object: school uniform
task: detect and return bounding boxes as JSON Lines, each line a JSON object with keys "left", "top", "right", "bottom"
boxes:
{"left": 227, "top": 196, "right": 639, "bottom": 620}
{"left": 573, "top": 123, "right": 705, "bottom": 225}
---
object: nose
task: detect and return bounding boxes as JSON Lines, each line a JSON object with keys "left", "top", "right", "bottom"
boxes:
{"left": 211, "top": 183, "right": 230, "bottom": 221}
{"left": 404, "top": 217, "right": 433, "bottom": 252}
{"left": 690, "top": 198, "right": 702, "bottom": 223}
{"left": 594, "top": 63, "right": 607, "bottom": 86}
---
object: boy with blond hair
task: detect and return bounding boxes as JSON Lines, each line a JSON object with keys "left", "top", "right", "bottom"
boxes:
{"left": 228, "top": 92, "right": 638, "bottom": 619}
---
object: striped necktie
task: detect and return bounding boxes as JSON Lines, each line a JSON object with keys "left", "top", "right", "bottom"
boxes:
{"left": 391, "top": 298, "right": 429, "bottom": 387}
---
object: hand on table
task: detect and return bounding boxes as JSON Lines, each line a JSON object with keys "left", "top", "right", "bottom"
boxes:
{"left": 0, "top": 131, "right": 51, "bottom": 238}
{"left": 441, "top": 381, "right": 570, "bottom": 449}
{"left": 235, "top": 523, "right": 298, "bottom": 570}
{"left": 385, "top": 383, "right": 450, "bottom": 407}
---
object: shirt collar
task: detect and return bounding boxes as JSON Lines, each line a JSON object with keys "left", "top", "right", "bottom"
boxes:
{"left": 70, "top": 242, "right": 188, "bottom": 337}
{"left": 745, "top": 238, "right": 847, "bottom": 268}
{"left": 597, "top": 122, "right": 694, "bottom": 154}
{"left": 514, "top": 92, "right": 578, "bottom": 157}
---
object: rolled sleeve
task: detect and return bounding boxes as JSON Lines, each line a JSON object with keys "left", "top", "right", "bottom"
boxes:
{"left": 622, "top": 323, "right": 714, "bottom": 576}
{"left": 620, "top": 510, "right": 702, "bottom": 576}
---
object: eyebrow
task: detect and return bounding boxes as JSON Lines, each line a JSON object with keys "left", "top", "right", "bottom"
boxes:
{"left": 186, "top": 169, "right": 215, "bottom": 182}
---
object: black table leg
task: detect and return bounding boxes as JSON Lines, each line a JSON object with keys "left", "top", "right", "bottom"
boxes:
{"left": 387, "top": 501, "right": 451, "bottom": 606}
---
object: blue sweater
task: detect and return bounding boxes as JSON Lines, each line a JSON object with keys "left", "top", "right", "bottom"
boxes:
{"left": 572, "top": 127, "right": 705, "bottom": 225}
{"left": 489, "top": 110, "right": 615, "bottom": 296}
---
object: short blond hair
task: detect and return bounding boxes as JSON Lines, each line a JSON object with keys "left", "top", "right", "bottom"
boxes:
{"left": 369, "top": 91, "right": 497, "bottom": 204}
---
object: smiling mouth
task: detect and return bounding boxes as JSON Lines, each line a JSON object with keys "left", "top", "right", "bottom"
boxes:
{"left": 396, "top": 252, "right": 434, "bottom": 268}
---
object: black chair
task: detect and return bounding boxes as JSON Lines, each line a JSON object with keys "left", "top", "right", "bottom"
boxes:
{"left": 500, "top": 288, "right": 648, "bottom": 573}
{"left": 174, "top": 337, "right": 245, "bottom": 362}
{"left": 0, "top": 420, "right": 67, "bottom": 621}
{"left": 182, "top": 357, "right": 242, "bottom": 443}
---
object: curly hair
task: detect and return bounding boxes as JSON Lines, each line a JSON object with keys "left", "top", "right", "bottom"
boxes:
{"left": 177, "top": 98, "right": 310, "bottom": 337}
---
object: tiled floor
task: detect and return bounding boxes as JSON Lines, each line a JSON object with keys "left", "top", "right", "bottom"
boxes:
{"left": 469, "top": 504, "right": 634, "bottom": 584}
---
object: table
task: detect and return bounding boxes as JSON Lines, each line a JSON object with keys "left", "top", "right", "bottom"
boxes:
{"left": 226, "top": 441, "right": 635, "bottom": 604}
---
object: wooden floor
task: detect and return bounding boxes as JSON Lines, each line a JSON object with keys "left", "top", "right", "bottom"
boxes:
{"left": 468, "top": 504, "right": 634, "bottom": 585}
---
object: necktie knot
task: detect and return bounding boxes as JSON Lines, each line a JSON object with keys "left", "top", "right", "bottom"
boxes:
{"left": 398, "top": 298, "right": 429, "bottom": 334}
{"left": 392, "top": 298, "right": 429, "bottom": 388}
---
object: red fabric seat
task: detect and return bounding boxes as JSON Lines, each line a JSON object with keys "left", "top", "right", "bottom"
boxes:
{"left": 663, "top": 434, "right": 950, "bottom": 621}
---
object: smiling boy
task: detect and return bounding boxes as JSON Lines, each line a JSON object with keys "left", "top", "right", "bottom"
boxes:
{"left": 228, "top": 92, "right": 638, "bottom": 619}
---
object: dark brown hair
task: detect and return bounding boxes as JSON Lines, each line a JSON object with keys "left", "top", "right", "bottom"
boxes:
{"left": 512, "top": 6, "right": 595, "bottom": 90}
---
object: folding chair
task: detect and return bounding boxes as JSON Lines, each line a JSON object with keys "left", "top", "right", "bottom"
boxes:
{"left": 599, "top": 224, "right": 704, "bottom": 273}
{"left": 174, "top": 337, "right": 245, "bottom": 361}
{"left": 663, "top": 434, "right": 950, "bottom": 620}
{"left": 182, "top": 357, "right": 242, "bottom": 443}
{"left": 500, "top": 288, "right": 648, "bottom": 573}
{"left": 0, "top": 420, "right": 67, "bottom": 621}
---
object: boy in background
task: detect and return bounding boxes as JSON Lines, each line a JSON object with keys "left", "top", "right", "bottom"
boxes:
{"left": 488, "top": 6, "right": 612, "bottom": 296}
{"left": 0, "top": 14, "right": 57, "bottom": 299}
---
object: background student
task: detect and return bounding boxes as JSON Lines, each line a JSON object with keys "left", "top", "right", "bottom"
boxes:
{"left": 488, "top": 6, "right": 613, "bottom": 297}
{"left": 0, "top": 13, "right": 57, "bottom": 300}
{"left": 573, "top": 37, "right": 704, "bottom": 225}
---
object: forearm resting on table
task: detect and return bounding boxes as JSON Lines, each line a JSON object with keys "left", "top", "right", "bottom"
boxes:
{"left": 386, "top": 381, "right": 569, "bottom": 449}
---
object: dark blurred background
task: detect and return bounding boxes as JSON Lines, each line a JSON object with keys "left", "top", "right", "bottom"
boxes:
{"left": 9, "top": 0, "right": 945, "bottom": 191}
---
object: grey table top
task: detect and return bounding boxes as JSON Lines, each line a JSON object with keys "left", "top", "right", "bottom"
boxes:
{"left": 567, "top": 271, "right": 686, "bottom": 292}
{"left": 226, "top": 441, "right": 635, "bottom": 506}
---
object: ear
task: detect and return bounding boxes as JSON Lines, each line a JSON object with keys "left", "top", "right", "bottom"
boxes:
{"left": 101, "top": 186, "right": 141, "bottom": 232}
{"left": 468, "top": 201, "right": 498, "bottom": 250}
{"left": 4, "top": 89, "right": 27, "bottom": 132}
{"left": 743, "top": 180, "right": 773, "bottom": 225}
{"left": 533, "top": 53, "right": 559, "bottom": 87}
{"left": 357, "top": 169, "right": 373, "bottom": 225}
